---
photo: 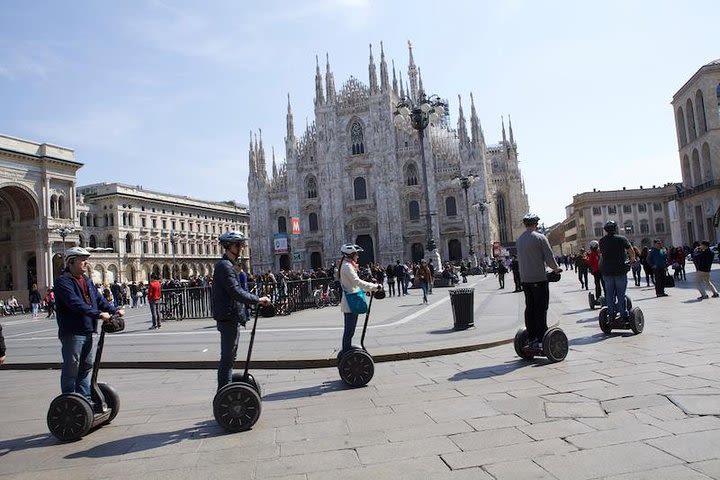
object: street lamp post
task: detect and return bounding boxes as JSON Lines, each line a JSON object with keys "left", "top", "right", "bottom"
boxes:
{"left": 170, "top": 230, "right": 177, "bottom": 279}
{"left": 394, "top": 92, "right": 447, "bottom": 262}
{"left": 53, "top": 226, "right": 76, "bottom": 255}
{"left": 472, "top": 201, "right": 490, "bottom": 258}
{"left": 454, "top": 173, "right": 477, "bottom": 266}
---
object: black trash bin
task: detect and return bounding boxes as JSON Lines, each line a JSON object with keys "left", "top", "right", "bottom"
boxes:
{"left": 449, "top": 288, "right": 474, "bottom": 330}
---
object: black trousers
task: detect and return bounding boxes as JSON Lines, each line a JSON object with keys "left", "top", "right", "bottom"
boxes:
{"left": 522, "top": 281, "right": 550, "bottom": 342}
{"left": 592, "top": 272, "right": 605, "bottom": 299}
{"left": 653, "top": 267, "right": 666, "bottom": 296}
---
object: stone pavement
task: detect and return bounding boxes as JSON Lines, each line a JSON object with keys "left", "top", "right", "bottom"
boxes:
{"left": 1, "top": 267, "right": 719, "bottom": 479}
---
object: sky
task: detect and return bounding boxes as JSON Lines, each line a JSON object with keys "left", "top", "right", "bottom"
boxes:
{"left": 1, "top": 0, "right": 717, "bottom": 226}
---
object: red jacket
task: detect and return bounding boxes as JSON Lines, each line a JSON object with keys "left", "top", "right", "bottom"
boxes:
{"left": 148, "top": 280, "right": 162, "bottom": 301}
{"left": 586, "top": 250, "right": 600, "bottom": 274}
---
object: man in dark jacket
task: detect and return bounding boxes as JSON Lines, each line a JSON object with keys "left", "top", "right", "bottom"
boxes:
{"left": 213, "top": 231, "right": 271, "bottom": 390}
{"left": 54, "top": 247, "right": 124, "bottom": 400}
{"left": 691, "top": 241, "right": 719, "bottom": 300}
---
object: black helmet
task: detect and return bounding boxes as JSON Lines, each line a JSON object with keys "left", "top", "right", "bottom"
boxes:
{"left": 604, "top": 220, "right": 618, "bottom": 234}
{"left": 522, "top": 213, "right": 540, "bottom": 226}
{"left": 374, "top": 288, "right": 386, "bottom": 300}
{"left": 219, "top": 231, "right": 246, "bottom": 249}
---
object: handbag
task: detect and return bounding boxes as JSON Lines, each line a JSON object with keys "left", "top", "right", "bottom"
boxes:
{"left": 344, "top": 289, "right": 368, "bottom": 314}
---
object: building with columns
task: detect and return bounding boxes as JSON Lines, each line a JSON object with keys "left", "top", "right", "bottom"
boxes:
{"left": 669, "top": 58, "right": 720, "bottom": 245}
{"left": 0, "top": 134, "right": 249, "bottom": 296}
{"left": 248, "top": 42, "right": 529, "bottom": 272}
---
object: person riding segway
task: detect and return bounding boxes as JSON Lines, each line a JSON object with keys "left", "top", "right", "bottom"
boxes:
{"left": 335, "top": 243, "right": 383, "bottom": 387}
{"left": 513, "top": 214, "right": 568, "bottom": 363}
{"left": 211, "top": 231, "right": 271, "bottom": 432}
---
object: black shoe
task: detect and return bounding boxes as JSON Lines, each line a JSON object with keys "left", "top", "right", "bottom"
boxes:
{"left": 149, "top": 325, "right": 156, "bottom": 330}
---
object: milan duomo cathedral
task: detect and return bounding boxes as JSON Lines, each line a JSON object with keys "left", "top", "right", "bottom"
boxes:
{"left": 248, "top": 42, "right": 529, "bottom": 272}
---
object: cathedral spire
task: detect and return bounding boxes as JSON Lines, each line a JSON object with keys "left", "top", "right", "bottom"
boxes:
{"left": 257, "top": 129, "right": 267, "bottom": 179}
{"left": 368, "top": 44, "right": 378, "bottom": 94}
{"left": 271, "top": 146, "right": 278, "bottom": 179}
{"left": 314, "top": 55, "right": 324, "bottom": 105}
{"left": 457, "top": 95, "right": 469, "bottom": 145}
{"left": 407, "top": 40, "right": 418, "bottom": 101}
{"left": 286, "top": 93, "right": 295, "bottom": 141}
{"left": 325, "top": 53, "right": 336, "bottom": 103}
{"left": 379, "top": 41, "right": 389, "bottom": 93}
{"left": 470, "top": 92, "right": 484, "bottom": 146}
{"left": 508, "top": 115, "right": 515, "bottom": 145}
{"left": 399, "top": 70, "right": 405, "bottom": 99}
{"left": 418, "top": 67, "right": 424, "bottom": 97}
{"left": 501, "top": 116, "right": 507, "bottom": 144}
{"left": 249, "top": 130, "right": 257, "bottom": 176}
{"left": 391, "top": 59, "right": 398, "bottom": 96}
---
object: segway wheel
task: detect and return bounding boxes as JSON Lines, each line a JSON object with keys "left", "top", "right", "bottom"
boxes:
{"left": 588, "top": 292, "right": 596, "bottom": 310}
{"left": 542, "top": 328, "right": 568, "bottom": 363}
{"left": 629, "top": 307, "right": 644, "bottom": 335}
{"left": 338, "top": 350, "right": 374, "bottom": 387}
{"left": 598, "top": 307, "right": 612, "bottom": 334}
{"left": 513, "top": 328, "right": 534, "bottom": 360}
{"left": 244, "top": 373, "right": 263, "bottom": 398}
{"left": 98, "top": 382, "right": 120, "bottom": 424}
{"left": 47, "top": 393, "right": 94, "bottom": 441}
{"left": 213, "top": 383, "right": 262, "bottom": 432}
{"left": 625, "top": 296, "right": 633, "bottom": 310}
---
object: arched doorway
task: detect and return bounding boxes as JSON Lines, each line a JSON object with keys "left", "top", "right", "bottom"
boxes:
{"left": 0, "top": 185, "right": 40, "bottom": 291}
{"left": 26, "top": 256, "right": 37, "bottom": 290}
{"left": 279, "top": 254, "right": 291, "bottom": 271}
{"left": 310, "top": 252, "right": 322, "bottom": 270}
{"left": 162, "top": 265, "right": 171, "bottom": 280}
{"left": 448, "top": 239, "right": 462, "bottom": 261}
{"left": 355, "top": 235, "right": 374, "bottom": 266}
{"left": 411, "top": 243, "right": 424, "bottom": 263}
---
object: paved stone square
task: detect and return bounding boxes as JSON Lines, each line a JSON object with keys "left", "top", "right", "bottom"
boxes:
{"left": 0, "top": 267, "right": 719, "bottom": 479}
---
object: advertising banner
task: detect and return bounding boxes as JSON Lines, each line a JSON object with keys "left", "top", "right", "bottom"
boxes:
{"left": 291, "top": 217, "right": 301, "bottom": 235}
{"left": 273, "top": 234, "right": 288, "bottom": 254}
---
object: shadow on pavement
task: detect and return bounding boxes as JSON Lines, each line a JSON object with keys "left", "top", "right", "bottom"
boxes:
{"left": 575, "top": 316, "right": 598, "bottom": 324}
{"left": 428, "top": 327, "right": 457, "bottom": 335}
{"left": 0, "top": 433, "right": 56, "bottom": 454}
{"left": 449, "top": 359, "right": 546, "bottom": 381}
{"left": 263, "top": 380, "right": 346, "bottom": 402}
{"left": 568, "top": 332, "right": 633, "bottom": 346}
{"left": 564, "top": 308, "right": 590, "bottom": 316}
{"left": 64, "top": 420, "right": 219, "bottom": 458}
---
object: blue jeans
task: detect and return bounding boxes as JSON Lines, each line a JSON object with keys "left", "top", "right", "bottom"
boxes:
{"left": 421, "top": 281, "right": 429, "bottom": 303}
{"left": 60, "top": 333, "right": 96, "bottom": 399}
{"left": 149, "top": 300, "right": 160, "bottom": 327}
{"left": 604, "top": 274, "right": 628, "bottom": 318}
{"left": 342, "top": 312, "right": 359, "bottom": 351}
{"left": 216, "top": 320, "right": 242, "bottom": 390}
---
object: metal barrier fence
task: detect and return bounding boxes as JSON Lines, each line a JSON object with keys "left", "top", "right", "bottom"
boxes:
{"left": 159, "top": 277, "right": 341, "bottom": 320}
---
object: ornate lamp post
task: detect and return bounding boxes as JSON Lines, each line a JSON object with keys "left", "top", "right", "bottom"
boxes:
{"left": 472, "top": 201, "right": 490, "bottom": 258}
{"left": 453, "top": 173, "right": 478, "bottom": 266}
{"left": 394, "top": 93, "right": 447, "bottom": 260}
{"left": 53, "top": 225, "right": 76, "bottom": 255}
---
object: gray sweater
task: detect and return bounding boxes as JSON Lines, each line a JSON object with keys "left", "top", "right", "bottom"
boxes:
{"left": 516, "top": 229, "right": 560, "bottom": 283}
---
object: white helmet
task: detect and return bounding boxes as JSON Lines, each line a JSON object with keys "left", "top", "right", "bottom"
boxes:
{"left": 340, "top": 243, "right": 364, "bottom": 255}
{"left": 65, "top": 246, "right": 91, "bottom": 264}
{"left": 589, "top": 240, "right": 599, "bottom": 249}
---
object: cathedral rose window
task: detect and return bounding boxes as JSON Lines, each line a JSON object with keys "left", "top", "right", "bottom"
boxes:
{"left": 350, "top": 121, "right": 365, "bottom": 154}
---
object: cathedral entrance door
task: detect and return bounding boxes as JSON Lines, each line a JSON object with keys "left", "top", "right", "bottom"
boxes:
{"left": 411, "top": 243, "right": 424, "bottom": 263}
{"left": 354, "top": 235, "right": 374, "bottom": 266}
{"left": 310, "top": 252, "right": 322, "bottom": 270}
{"left": 448, "top": 239, "right": 462, "bottom": 262}
{"left": 279, "top": 254, "right": 291, "bottom": 271}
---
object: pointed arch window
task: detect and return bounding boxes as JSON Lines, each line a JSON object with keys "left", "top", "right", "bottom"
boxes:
{"left": 406, "top": 163, "right": 418, "bottom": 186}
{"left": 446, "top": 196, "right": 457, "bottom": 217}
{"left": 353, "top": 177, "right": 367, "bottom": 200}
{"left": 686, "top": 99, "right": 697, "bottom": 142}
{"left": 696, "top": 89, "right": 707, "bottom": 135}
{"left": 89, "top": 235, "right": 97, "bottom": 248}
{"left": 306, "top": 176, "right": 317, "bottom": 199}
{"left": 125, "top": 233, "right": 133, "bottom": 253}
{"left": 79, "top": 212, "right": 86, "bottom": 227}
{"left": 409, "top": 200, "right": 420, "bottom": 220}
{"left": 309, "top": 212, "right": 319, "bottom": 231}
{"left": 278, "top": 216, "right": 287, "bottom": 234}
{"left": 496, "top": 194, "right": 509, "bottom": 243}
{"left": 107, "top": 234, "right": 115, "bottom": 250}
{"left": 676, "top": 106, "right": 687, "bottom": 147}
{"left": 350, "top": 121, "right": 365, "bottom": 154}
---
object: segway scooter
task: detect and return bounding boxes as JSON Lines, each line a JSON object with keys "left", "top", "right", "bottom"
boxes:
{"left": 513, "top": 270, "right": 568, "bottom": 363}
{"left": 337, "top": 289, "right": 384, "bottom": 388}
{"left": 589, "top": 292, "right": 632, "bottom": 310}
{"left": 599, "top": 304, "right": 644, "bottom": 335}
{"left": 47, "top": 313, "right": 125, "bottom": 441}
{"left": 213, "top": 303, "right": 274, "bottom": 433}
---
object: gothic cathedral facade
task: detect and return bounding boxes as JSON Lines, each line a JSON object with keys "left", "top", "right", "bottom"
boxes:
{"left": 248, "top": 43, "right": 529, "bottom": 272}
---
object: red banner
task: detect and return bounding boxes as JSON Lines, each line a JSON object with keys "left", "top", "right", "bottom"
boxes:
{"left": 291, "top": 217, "right": 301, "bottom": 235}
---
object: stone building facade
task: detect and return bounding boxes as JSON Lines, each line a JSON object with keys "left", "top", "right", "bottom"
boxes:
{"left": 0, "top": 134, "right": 249, "bottom": 295}
{"left": 561, "top": 185, "right": 677, "bottom": 253}
{"left": 248, "top": 43, "right": 529, "bottom": 272}
{"left": 669, "top": 59, "right": 720, "bottom": 245}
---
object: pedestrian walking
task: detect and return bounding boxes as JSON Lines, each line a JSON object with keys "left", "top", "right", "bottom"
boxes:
{"left": 147, "top": 274, "right": 162, "bottom": 329}
{"left": 29, "top": 283, "right": 41, "bottom": 319}
{"left": 691, "top": 240, "right": 719, "bottom": 300}
{"left": 516, "top": 213, "right": 562, "bottom": 348}
{"left": 649, "top": 239, "right": 669, "bottom": 297}
{"left": 575, "top": 249, "right": 589, "bottom": 290}
{"left": 417, "top": 259, "right": 432, "bottom": 304}
{"left": 385, "top": 264, "right": 396, "bottom": 297}
{"left": 53, "top": 247, "right": 124, "bottom": 401}
{"left": 213, "top": 231, "right": 271, "bottom": 391}
{"left": 497, "top": 258, "right": 507, "bottom": 289}
{"left": 511, "top": 256, "right": 522, "bottom": 292}
{"left": 586, "top": 240, "right": 605, "bottom": 300}
{"left": 45, "top": 288, "right": 56, "bottom": 318}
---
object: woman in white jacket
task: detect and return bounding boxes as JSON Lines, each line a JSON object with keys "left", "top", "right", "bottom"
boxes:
{"left": 337, "top": 243, "right": 382, "bottom": 352}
